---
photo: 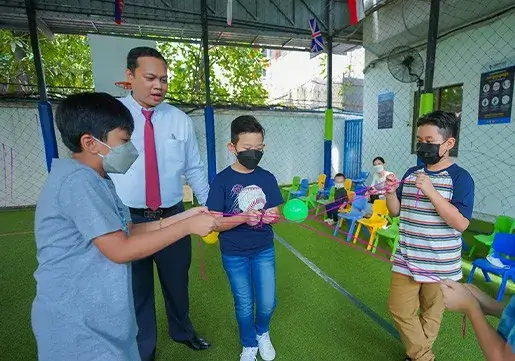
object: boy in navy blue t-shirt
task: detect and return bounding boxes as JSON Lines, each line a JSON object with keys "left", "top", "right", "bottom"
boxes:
{"left": 207, "top": 115, "right": 283, "bottom": 361}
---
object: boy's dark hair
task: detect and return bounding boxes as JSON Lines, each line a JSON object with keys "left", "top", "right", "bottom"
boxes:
{"left": 334, "top": 173, "right": 346, "bottom": 179}
{"left": 56, "top": 92, "right": 134, "bottom": 153}
{"left": 416, "top": 110, "right": 459, "bottom": 139}
{"left": 127, "top": 47, "right": 167, "bottom": 73}
{"left": 231, "top": 115, "right": 265, "bottom": 144}
{"left": 373, "top": 156, "right": 385, "bottom": 164}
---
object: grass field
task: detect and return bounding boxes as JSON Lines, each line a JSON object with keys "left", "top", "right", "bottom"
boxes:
{"left": 0, "top": 207, "right": 511, "bottom": 361}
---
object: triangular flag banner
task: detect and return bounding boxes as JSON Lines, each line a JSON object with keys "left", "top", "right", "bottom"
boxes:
{"left": 227, "top": 0, "right": 233, "bottom": 26}
{"left": 114, "top": 0, "right": 124, "bottom": 24}
{"left": 348, "top": 0, "right": 365, "bottom": 26}
{"left": 309, "top": 18, "right": 324, "bottom": 59}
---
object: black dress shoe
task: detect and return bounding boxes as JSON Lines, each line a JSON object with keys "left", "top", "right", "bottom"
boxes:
{"left": 176, "top": 334, "right": 211, "bottom": 351}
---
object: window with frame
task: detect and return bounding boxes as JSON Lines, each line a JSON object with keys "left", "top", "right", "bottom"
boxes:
{"left": 412, "top": 83, "right": 463, "bottom": 157}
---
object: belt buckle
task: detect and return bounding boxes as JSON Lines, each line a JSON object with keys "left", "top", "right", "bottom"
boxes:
{"left": 144, "top": 209, "right": 161, "bottom": 219}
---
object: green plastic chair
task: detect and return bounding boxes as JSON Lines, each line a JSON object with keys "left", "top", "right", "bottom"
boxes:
{"left": 468, "top": 215, "right": 515, "bottom": 258}
{"left": 315, "top": 186, "right": 335, "bottom": 217}
{"left": 373, "top": 216, "right": 400, "bottom": 260}
{"left": 281, "top": 176, "right": 301, "bottom": 201}
{"left": 299, "top": 184, "right": 319, "bottom": 209}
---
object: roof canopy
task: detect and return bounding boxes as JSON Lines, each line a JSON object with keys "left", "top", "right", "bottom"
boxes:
{"left": 0, "top": 0, "right": 365, "bottom": 54}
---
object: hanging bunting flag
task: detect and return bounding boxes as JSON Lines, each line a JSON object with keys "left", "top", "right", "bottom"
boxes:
{"left": 227, "top": 0, "right": 233, "bottom": 26}
{"left": 114, "top": 0, "right": 124, "bottom": 24}
{"left": 348, "top": 0, "right": 365, "bottom": 26}
{"left": 309, "top": 18, "right": 324, "bottom": 58}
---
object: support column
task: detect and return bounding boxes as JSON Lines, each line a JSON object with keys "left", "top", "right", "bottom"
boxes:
{"left": 417, "top": 0, "right": 440, "bottom": 165}
{"left": 25, "top": 0, "right": 58, "bottom": 171}
{"left": 201, "top": 0, "right": 216, "bottom": 183}
{"left": 324, "top": 0, "right": 334, "bottom": 181}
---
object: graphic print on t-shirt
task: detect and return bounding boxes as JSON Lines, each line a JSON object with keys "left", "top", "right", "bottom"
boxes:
{"left": 230, "top": 184, "right": 267, "bottom": 214}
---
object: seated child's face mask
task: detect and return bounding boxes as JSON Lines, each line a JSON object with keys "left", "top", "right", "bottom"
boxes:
{"left": 334, "top": 182, "right": 344, "bottom": 189}
{"left": 94, "top": 137, "right": 139, "bottom": 174}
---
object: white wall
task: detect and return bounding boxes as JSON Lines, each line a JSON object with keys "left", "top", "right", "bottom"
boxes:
{"left": 87, "top": 34, "right": 157, "bottom": 97}
{"left": 362, "top": 13, "right": 515, "bottom": 220}
{"left": 0, "top": 105, "right": 358, "bottom": 208}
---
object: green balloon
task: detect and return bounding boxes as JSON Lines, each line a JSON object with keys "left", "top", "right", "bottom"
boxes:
{"left": 283, "top": 199, "right": 309, "bottom": 223}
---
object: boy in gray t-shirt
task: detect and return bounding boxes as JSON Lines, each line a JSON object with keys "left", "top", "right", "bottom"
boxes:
{"left": 32, "top": 92, "right": 216, "bottom": 361}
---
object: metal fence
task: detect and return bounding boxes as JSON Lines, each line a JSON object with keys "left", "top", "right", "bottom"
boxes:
{"left": 360, "top": 1, "right": 515, "bottom": 221}
{"left": 0, "top": 100, "right": 360, "bottom": 208}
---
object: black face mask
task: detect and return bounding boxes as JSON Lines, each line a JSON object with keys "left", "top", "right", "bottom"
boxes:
{"left": 236, "top": 150, "right": 263, "bottom": 170}
{"left": 416, "top": 142, "right": 444, "bottom": 165}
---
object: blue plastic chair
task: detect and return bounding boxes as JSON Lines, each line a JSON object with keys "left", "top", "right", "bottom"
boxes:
{"left": 318, "top": 178, "right": 334, "bottom": 199}
{"left": 289, "top": 179, "right": 309, "bottom": 199}
{"left": 467, "top": 233, "right": 515, "bottom": 302}
{"left": 352, "top": 172, "right": 370, "bottom": 190}
{"left": 333, "top": 196, "right": 368, "bottom": 241}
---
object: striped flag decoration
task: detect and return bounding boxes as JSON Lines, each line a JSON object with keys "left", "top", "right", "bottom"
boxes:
{"left": 309, "top": 18, "right": 324, "bottom": 58}
{"left": 114, "top": 0, "right": 124, "bottom": 24}
{"left": 348, "top": 0, "right": 365, "bottom": 26}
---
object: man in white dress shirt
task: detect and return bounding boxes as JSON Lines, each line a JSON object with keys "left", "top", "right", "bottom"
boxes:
{"left": 109, "top": 47, "right": 211, "bottom": 361}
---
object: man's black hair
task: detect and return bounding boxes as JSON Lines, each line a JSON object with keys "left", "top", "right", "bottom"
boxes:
{"left": 231, "top": 115, "right": 265, "bottom": 144}
{"left": 127, "top": 47, "right": 167, "bottom": 73}
{"left": 56, "top": 92, "right": 134, "bottom": 153}
{"left": 334, "top": 173, "right": 346, "bottom": 179}
{"left": 416, "top": 110, "right": 459, "bottom": 140}
{"left": 373, "top": 156, "right": 385, "bottom": 164}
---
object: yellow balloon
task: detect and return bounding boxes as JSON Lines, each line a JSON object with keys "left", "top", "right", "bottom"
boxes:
{"left": 202, "top": 232, "right": 219, "bottom": 244}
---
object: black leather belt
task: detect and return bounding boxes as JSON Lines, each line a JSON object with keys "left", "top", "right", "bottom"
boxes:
{"left": 129, "top": 204, "right": 180, "bottom": 219}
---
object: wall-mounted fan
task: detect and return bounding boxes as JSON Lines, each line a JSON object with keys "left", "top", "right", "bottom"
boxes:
{"left": 387, "top": 45, "right": 424, "bottom": 91}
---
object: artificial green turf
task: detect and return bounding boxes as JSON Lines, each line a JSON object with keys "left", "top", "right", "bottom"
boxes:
{"left": 0, "top": 208, "right": 508, "bottom": 361}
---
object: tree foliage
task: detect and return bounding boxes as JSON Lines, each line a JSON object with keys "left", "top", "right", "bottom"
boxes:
{"left": 0, "top": 30, "right": 93, "bottom": 94}
{"left": 158, "top": 42, "right": 268, "bottom": 105}
{"left": 0, "top": 30, "right": 269, "bottom": 105}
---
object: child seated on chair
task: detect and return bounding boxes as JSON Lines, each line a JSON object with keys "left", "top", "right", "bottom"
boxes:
{"left": 324, "top": 173, "right": 348, "bottom": 226}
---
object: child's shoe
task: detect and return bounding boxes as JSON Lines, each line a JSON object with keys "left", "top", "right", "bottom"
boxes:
{"left": 257, "top": 332, "right": 276, "bottom": 361}
{"left": 239, "top": 347, "right": 258, "bottom": 361}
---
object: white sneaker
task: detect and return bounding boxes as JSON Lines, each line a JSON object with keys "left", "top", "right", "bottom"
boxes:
{"left": 257, "top": 332, "right": 276, "bottom": 361}
{"left": 240, "top": 347, "right": 258, "bottom": 361}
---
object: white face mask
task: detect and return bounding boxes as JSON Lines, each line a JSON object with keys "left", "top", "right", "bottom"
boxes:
{"left": 334, "top": 182, "right": 345, "bottom": 189}
{"left": 373, "top": 164, "right": 384, "bottom": 173}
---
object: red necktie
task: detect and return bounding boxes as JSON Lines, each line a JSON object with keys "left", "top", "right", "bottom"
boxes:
{"left": 142, "top": 109, "right": 161, "bottom": 211}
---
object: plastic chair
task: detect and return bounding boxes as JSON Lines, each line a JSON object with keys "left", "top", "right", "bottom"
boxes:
{"left": 352, "top": 171, "right": 370, "bottom": 190}
{"left": 339, "top": 191, "right": 355, "bottom": 213}
{"left": 344, "top": 178, "right": 352, "bottom": 192}
{"left": 282, "top": 176, "right": 301, "bottom": 201}
{"left": 289, "top": 179, "right": 309, "bottom": 199}
{"left": 299, "top": 184, "right": 319, "bottom": 209}
{"left": 318, "top": 178, "right": 334, "bottom": 199}
{"left": 467, "top": 233, "right": 515, "bottom": 302}
{"left": 315, "top": 186, "right": 335, "bottom": 216}
{"left": 468, "top": 215, "right": 515, "bottom": 257}
{"left": 352, "top": 199, "right": 389, "bottom": 251}
{"left": 333, "top": 197, "right": 368, "bottom": 241}
{"left": 373, "top": 216, "right": 400, "bottom": 260}
{"left": 317, "top": 173, "right": 327, "bottom": 190}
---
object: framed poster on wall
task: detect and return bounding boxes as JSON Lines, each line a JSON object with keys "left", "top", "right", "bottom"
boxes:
{"left": 478, "top": 63, "right": 515, "bottom": 125}
{"left": 377, "top": 92, "right": 394, "bottom": 129}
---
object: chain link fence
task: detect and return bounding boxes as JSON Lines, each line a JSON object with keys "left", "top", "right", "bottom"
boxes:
{"left": 361, "top": 0, "right": 515, "bottom": 221}
{"left": 0, "top": 98, "right": 360, "bottom": 208}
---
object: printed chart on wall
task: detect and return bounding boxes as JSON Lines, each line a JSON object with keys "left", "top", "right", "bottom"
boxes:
{"left": 377, "top": 92, "right": 394, "bottom": 129}
{"left": 478, "top": 64, "right": 514, "bottom": 125}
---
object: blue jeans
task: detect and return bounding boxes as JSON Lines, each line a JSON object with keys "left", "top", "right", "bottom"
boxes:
{"left": 222, "top": 247, "right": 277, "bottom": 347}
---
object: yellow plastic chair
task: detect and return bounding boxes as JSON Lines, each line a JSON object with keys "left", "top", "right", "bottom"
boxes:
{"left": 339, "top": 191, "right": 355, "bottom": 213}
{"left": 344, "top": 178, "right": 352, "bottom": 192}
{"left": 317, "top": 173, "right": 327, "bottom": 190}
{"left": 352, "top": 199, "right": 389, "bottom": 251}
